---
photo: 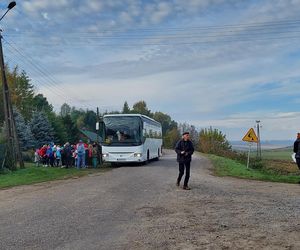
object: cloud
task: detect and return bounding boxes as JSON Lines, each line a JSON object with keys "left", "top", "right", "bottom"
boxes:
{"left": 86, "top": 1, "right": 103, "bottom": 12}
{"left": 119, "top": 12, "right": 133, "bottom": 24}
{"left": 42, "top": 12, "right": 50, "bottom": 20}
{"left": 150, "top": 2, "right": 173, "bottom": 24}
{"left": 174, "top": 0, "right": 227, "bottom": 11}
{"left": 4, "top": 0, "right": 300, "bottom": 141}
{"left": 22, "top": 0, "right": 69, "bottom": 13}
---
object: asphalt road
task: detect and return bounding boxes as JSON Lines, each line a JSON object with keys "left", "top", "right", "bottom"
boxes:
{"left": 1, "top": 151, "right": 300, "bottom": 250}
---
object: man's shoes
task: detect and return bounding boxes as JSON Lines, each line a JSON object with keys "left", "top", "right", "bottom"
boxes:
{"left": 183, "top": 186, "right": 191, "bottom": 190}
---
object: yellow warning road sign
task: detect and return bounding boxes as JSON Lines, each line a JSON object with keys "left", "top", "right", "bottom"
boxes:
{"left": 242, "top": 128, "right": 258, "bottom": 143}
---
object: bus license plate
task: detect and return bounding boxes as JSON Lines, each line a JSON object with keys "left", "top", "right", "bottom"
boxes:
{"left": 117, "top": 158, "right": 126, "bottom": 161}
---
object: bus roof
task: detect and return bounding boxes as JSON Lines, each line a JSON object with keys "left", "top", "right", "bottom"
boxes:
{"left": 103, "top": 114, "right": 161, "bottom": 126}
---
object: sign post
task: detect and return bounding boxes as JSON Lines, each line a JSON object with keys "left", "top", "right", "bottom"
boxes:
{"left": 242, "top": 128, "right": 259, "bottom": 169}
{"left": 246, "top": 143, "right": 252, "bottom": 169}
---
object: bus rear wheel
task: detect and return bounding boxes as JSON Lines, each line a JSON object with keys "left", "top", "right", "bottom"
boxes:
{"left": 146, "top": 150, "right": 150, "bottom": 164}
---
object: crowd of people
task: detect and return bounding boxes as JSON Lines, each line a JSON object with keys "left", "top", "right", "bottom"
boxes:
{"left": 34, "top": 140, "right": 101, "bottom": 169}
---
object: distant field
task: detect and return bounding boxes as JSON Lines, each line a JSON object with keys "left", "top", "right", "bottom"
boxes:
{"left": 251, "top": 147, "right": 293, "bottom": 161}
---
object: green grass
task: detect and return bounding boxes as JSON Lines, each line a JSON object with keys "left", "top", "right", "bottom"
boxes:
{"left": 250, "top": 147, "right": 293, "bottom": 161}
{"left": 0, "top": 164, "right": 111, "bottom": 189}
{"left": 207, "top": 154, "right": 300, "bottom": 184}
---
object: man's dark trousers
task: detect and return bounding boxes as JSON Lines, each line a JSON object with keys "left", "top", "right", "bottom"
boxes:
{"left": 177, "top": 161, "right": 191, "bottom": 187}
{"left": 296, "top": 158, "right": 300, "bottom": 170}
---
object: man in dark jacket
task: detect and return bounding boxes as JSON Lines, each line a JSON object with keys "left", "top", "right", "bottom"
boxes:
{"left": 64, "top": 142, "right": 72, "bottom": 169}
{"left": 175, "top": 132, "right": 194, "bottom": 190}
{"left": 293, "top": 133, "right": 300, "bottom": 170}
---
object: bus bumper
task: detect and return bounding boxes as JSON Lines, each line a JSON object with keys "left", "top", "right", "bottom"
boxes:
{"left": 102, "top": 152, "right": 143, "bottom": 163}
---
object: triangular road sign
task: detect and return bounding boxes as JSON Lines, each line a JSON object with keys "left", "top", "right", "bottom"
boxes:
{"left": 242, "top": 128, "right": 258, "bottom": 143}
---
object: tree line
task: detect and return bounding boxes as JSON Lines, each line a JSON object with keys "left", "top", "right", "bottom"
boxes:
{"left": 0, "top": 66, "right": 233, "bottom": 159}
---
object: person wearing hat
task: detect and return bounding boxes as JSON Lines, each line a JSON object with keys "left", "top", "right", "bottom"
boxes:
{"left": 175, "top": 131, "right": 194, "bottom": 190}
{"left": 293, "top": 133, "right": 300, "bottom": 171}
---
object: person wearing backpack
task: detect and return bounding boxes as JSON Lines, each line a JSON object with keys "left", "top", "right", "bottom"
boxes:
{"left": 76, "top": 140, "right": 86, "bottom": 169}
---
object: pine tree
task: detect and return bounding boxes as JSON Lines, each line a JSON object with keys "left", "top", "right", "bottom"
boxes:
{"left": 24, "top": 124, "right": 37, "bottom": 150}
{"left": 13, "top": 107, "right": 36, "bottom": 150}
{"left": 122, "top": 101, "right": 130, "bottom": 114}
{"left": 30, "top": 111, "right": 54, "bottom": 147}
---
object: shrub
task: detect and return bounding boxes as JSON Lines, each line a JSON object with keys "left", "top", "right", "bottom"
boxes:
{"left": 198, "top": 127, "right": 231, "bottom": 155}
{"left": 22, "top": 150, "right": 34, "bottom": 162}
{"left": 250, "top": 159, "right": 265, "bottom": 169}
{"left": 0, "top": 167, "right": 11, "bottom": 175}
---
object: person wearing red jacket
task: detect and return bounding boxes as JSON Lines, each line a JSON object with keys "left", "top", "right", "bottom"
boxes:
{"left": 39, "top": 145, "right": 48, "bottom": 167}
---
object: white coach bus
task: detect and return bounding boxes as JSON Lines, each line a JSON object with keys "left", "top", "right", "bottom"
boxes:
{"left": 101, "top": 114, "right": 162, "bottom": 164}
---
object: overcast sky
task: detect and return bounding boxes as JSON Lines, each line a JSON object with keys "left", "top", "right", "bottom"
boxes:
{"left": 1, "top": 0, "right": 300, "bottom": 141}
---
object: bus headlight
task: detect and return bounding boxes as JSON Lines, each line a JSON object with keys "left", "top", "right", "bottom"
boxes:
{"left": 134, "top": 153, "right": 142, "bottom": 158}
{"left": 102, "top": 153, "right": 109, "bottom": 158}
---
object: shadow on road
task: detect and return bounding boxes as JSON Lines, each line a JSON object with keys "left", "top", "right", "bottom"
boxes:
{"left": 107, "top": 154, "right": 176, "bottom": 168}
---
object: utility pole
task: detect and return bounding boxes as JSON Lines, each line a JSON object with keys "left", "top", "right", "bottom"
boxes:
{"left": 96, "top": 107, "right": 102, "bottom": 166}
{"left": 256, "top": 120, "right": 262, "bottom": 160}
{"left": 0, "top": 30, "right": 15, "bottom": 169}
{"left": 96, "top": 107, "right": 100, "bottom": 143}
{"left": 0, "top": 2, "right": 24, "bottom": 169}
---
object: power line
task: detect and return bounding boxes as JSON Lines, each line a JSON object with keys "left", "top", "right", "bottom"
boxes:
{"left": 3, "top": 17, "right": 300, "bottom": 49}
{"left": 3, "top": 45, "right": 72, "bottom": 101}
{"left": 6, "top": 34, "right": 300, "bottom": 48}
{"left": 2, "top": 16, "right": 300, "bottom": 50}
{"left": 4, "top": 48, "right": 94, "bottom": 111}
{"left": 5, "top": 23, "right": 300, "bottom": 40}
{"left": 4, "top": 38, "right": 74, "bottom": 90}
{"left": 3, "top": 38, "right": 96, "bottom": 110}
{"left": 7, "top": 18, "right": 300, "bottom": 35}
{"left": 4, "top": 49, "right": 72, "bottom": 104}
{"left": 4, "top": 26, "right": 300, "bottom": 48}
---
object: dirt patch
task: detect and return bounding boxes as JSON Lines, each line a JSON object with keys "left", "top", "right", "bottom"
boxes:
{"left": 135, "top": 206, "right": 174, "bottom": 218}
{"left": 265, "top": 159, "right": 300, "bottom": 174}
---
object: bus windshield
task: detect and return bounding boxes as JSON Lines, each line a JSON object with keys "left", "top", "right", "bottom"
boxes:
{"left": 103, "top": 116, "right": 142, "bottom": 146}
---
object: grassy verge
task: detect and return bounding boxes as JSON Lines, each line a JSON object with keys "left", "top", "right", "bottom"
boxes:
{"left": 207, "top": 154, "right": 300, "bottom": 184}
{"left": 0, "top": 164, "right": 111, "bottom": 189}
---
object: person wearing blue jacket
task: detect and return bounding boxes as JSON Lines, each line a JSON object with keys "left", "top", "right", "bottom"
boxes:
{"left": 175, "top": 132, "right": 194, "bottom": 190}
{"left": 76, "top": 140, "right": 86, "bottom": 169}
{"left": 46, "top": 144, "right": 54, "bottom": 167}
